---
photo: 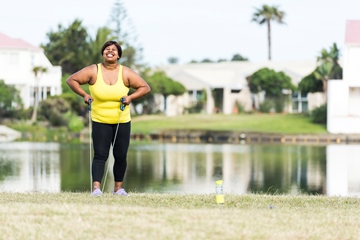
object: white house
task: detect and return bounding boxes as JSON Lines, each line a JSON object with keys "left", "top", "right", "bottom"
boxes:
{"left": 157, "top": 60, "right": 322, "bottom": 116}
{"left": 327, "top": 20, "right": 360, "bottom": 134}
{"left": 0, "top": 33, "right": 62, "bottom": 109}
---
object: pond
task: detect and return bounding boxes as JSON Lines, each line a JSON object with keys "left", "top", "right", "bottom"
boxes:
{"left": 0, "top": 142, "right": 359, "bottom": 196}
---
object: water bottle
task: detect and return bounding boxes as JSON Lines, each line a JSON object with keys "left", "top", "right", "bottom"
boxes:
{"left": 215, "top": 180, "right": 224, "bottom": 204}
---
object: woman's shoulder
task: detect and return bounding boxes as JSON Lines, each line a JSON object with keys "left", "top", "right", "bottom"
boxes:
{"left": 121, "top": 65, "right": 136, "bottom": 74}
{"left": 82, "top": 63, "right": 99, "bottom": 71}
{"left": 82, "top": 64, "right": 99, "bottom": 84}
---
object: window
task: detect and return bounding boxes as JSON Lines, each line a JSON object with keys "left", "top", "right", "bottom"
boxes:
{"left": 292, "top": 91, "right": 308, "bottom": 113}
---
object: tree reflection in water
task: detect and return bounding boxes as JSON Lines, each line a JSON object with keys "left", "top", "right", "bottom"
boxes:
{"left": 1, "top": 142, "right": 358, "bottom": 196}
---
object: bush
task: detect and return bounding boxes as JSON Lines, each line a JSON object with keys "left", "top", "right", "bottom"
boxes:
{"left": 39, "top": 97, "right": 71, "bottom": 126}
{"left": 310, "top": 104, "right": 327, "bottom": 124}
{"left": 184, "top": 102, "right": 204, "bottom": 113}
{"left": 61, "top": 92, "right": 88, "bottom": 117}
{"left": 68, "top": 114, "right": 84, "bottom": 132}
{"left": 274, "top": 98, "right": 285, "bottom": 113}
{"left": 235, "top": 100, "right": 245, "bottom": 113}
{"left": 259, "top": 99, "right": 272, "bottom": 113}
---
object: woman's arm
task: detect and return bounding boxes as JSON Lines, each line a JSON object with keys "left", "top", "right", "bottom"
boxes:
{"left": 66, "top": 64, "right": 97, "bottom": 103}
{"left": 121, "top": 66, "right": 151, "bottom": 105}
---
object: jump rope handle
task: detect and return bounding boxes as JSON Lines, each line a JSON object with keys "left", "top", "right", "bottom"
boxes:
{"left": 88, "top": 98, "right": 93, "bottom": 111}
{"left": 120, "top": 98, "right": 125, "bottom": 111}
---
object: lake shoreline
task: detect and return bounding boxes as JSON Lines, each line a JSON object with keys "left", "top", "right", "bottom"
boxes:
{"left": 7, "top": 129, "right": 360, "bottom": 144}
{"left": 142, "top": 130, "right": 360, "bottom": 145}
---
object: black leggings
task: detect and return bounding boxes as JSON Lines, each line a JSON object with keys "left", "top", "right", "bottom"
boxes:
{"left": 91, "top": 121, "right": 131, "bottom": 183}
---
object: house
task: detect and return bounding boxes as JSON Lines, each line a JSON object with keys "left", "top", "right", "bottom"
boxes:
{"left": 0, "top": 33, "right": 62, "bottom": 109}
{"left": 156, "top": 60, "right": 322, "bottom": 116}
{"left": 327, "top": 20, "right": 360, "bottom": 134}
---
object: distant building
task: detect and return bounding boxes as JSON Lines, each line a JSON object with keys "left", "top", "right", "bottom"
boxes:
{"left": 328, "top": 20, "right": 360, "bottom": 133}
{"left": 157, "top": 60, "right": 323, "bottom": 116}
{"left": 0, "top": 33, "right": 62, "bottom": 109}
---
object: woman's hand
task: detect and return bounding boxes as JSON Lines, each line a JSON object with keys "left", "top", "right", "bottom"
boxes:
{"left": 84, "top": 94, "right": 93, "bottom": 104}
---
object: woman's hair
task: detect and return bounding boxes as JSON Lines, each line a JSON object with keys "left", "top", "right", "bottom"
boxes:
{"left": 101, "top": 41, "right": 122, "bottom": 59}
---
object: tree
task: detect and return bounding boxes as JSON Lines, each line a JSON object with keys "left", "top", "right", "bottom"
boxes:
{"left": 147, "top": 71, "right": 186, "bottom": 113}
{"left": 0, "top": 80, "right": 23, "bottom": 119}
{"left": 121, "top": 45, "right": 139, "bottom": 68}
{"left": 317, "top": 43, "right": 342, "bottom": 79}
{"left": 247, "top": 68, "right": 296, "bottom": 112}
{"left": 217, "top": 58, "right": 227, "bottom": 62}
{"left": 108, "top": 0, "right": 143, "bottom": 68}
{"left": 201, "top": 58, "right": 213, "bottom": 63}
{"left": 108, "top": 0, "right": 128, "bottom": 41}
{"left": 30, "top": 66, "right": 47, "bottom": 123}
{"left": 89, "top": 27, "right": 116, "bottom": 64}
{"left": 299, "top": 43, "right": 343, "bottom": 99}
{"left": 231, "top": 54, "right": 248, "bottom": 61}
{"left": 252, "top": 5, "right": 285, "bottom": 60}
{"left": 168, "top": 57, "right": 179, "bottom": 64}
{"left": 39, "top": 96, "right": 71, "bottom": 126}
{"left": 315, "top": 43, "right": 343, "bottom": 98}
{"left": 41, "top": 19, "right": 91, "bottom": 74}
{"left": 298, "top": 72, "right": 323, "bottom": 95}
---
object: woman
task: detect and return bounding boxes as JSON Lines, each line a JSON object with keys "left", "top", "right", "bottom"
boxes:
{"left": 66, "top": 41, "right": 151, "bottom": 196}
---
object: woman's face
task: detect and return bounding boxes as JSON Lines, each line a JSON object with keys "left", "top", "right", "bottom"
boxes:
{"left": 103, "top": 44, "right": 119, "bottom": 62}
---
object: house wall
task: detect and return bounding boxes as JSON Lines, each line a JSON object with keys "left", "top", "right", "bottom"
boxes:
{"left": 0, "top": 47, "right": 62, "bottom": 109}
{"left": 205, "top": 87, "right": 214, "bottom": 114}
{"left": 327, "top": 19, "right": 360, "bottom": 134}
{"left": 327, "top": 86, "right": 360, "bottom": 132}
{"left": 327, "top": 145, "right": 360, "bottom": 196}
{"left": 348, "top": 87, "right": 360, "bottom": 116}
{"left": 344, "top": 45, "right": 360, "bottom": 86}
{"left": 307, "top": 92, "right": 326, "bottom": 111}
{"left": 166, "top": 94, "right": 187, "bottom": 116}
{"left": 223, "top": 88, "right": 252, "bottom": 114}
{"left": 160, "top": 60, "right": 322, "bottom": 116}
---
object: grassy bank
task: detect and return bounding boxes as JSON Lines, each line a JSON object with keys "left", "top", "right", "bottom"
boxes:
{"left": 1, "top": 192, "right": 359, "bottom": 239}
{"left": 7, "top": 113, "right": 327, "bottom": 142}
{"left": 131, "top": 113, "right": 327, "bottom": 135}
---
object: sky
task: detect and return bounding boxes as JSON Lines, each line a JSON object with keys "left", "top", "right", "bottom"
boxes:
{"left": 1, "top": 0, "right": 359, "bottom": 67}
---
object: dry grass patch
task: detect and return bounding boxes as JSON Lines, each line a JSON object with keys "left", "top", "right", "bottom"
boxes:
{"left": 1, "top": 193, "right": 360, "bottom": 240}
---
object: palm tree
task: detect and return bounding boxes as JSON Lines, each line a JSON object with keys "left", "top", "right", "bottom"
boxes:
{"left": 252, "top": 5, "right": 285, "bottom": 60}
{"left": 89, "top": 27, "right": 115, "bottom": 64}
{"left": 315, "top": 43, "right": 343, "bottom": 100}
{"left": 317, "top": 43, "right": 342, "bottom": 79}
{"left": 30, "top": 66, "right": 47, "bottom": 123}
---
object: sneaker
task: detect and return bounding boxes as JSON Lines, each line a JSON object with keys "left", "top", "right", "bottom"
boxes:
{"left": 113, "top": 188, "right": 129, "bottom": 196}
{"left": 91, "top": 188, "right": 103, "bottom": 196}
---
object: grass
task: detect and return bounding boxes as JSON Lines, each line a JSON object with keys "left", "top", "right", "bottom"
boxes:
{"left": 8, "top": 113, "right": 327, "bottom": 143}
{"left": 1, "top": 116, "right": 352, "bottom": 239}
{"left": 131, "top": 113, "right": 327, "bottom": 135}
{"left": 1, "top": 192, "right": 360, "bottom": 240}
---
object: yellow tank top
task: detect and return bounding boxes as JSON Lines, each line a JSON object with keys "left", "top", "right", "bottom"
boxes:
{"left": 89, "top": 64, "right": 130, "bottom": 124}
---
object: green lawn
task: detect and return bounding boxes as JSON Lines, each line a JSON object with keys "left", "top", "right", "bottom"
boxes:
{"left": 131, "top": 113, "right": 327, "bottom": 135}
{"left": 8, "top": 113, "right": 327, "bottom": 142}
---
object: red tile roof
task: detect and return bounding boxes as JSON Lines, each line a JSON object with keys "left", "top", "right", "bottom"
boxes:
{"left": 345, "top": 20, "right": 360, "bottom": 44}
{"left": 0, "top": 32, "right": 40, "bottom": 50}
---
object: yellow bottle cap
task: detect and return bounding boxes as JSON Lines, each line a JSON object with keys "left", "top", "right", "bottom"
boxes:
{"left": 216, "top": 180, "right": 223, "bottom": 185}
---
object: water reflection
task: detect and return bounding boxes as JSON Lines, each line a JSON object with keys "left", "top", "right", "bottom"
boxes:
{"left": 0, "top": 142, "right": 359, "bottom": 196}
{"left": 125, "top": 143, "right": 326, "bottom": 195}
{"left": 327, "top": 145, "right": 360, "bottom": 197}
{"left": 0, "top": 142, "right": 60, "bottom": 192}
